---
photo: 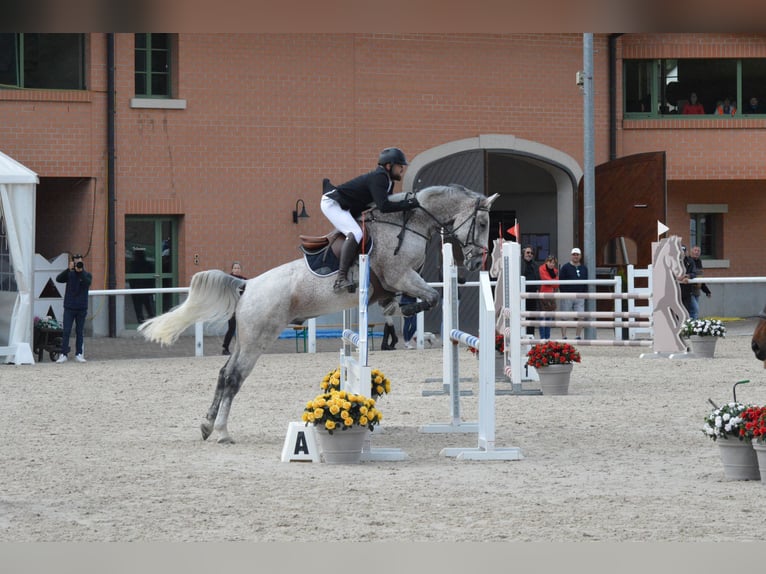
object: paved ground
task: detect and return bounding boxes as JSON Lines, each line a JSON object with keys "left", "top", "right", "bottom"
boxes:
{"left": 32, "top": 316, "right": 759, "bottom": 364}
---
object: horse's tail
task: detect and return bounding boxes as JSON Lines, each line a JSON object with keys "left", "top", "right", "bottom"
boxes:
{"left": 138, "top": 269, "right": 246, "bottom": 346}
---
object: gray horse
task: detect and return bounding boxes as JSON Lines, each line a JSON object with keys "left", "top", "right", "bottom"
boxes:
{"left": 139, "top": 184, "right": 499, "bottom": 443}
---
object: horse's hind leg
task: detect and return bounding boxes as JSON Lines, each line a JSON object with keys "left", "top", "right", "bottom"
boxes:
{"left": 201, "top": 364, "right": 228, "bottom": 440}
{"left": 212, "top": 352, "right": 257, "bottom": 444}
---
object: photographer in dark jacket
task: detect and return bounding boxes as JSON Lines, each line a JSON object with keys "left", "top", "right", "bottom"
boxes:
{"left": 680, "top": 245, "right": 697, "bottom": 317}
{"left": 55, "top": 253, "right": 92, "bottom": 363}
{"left": 321, "top": 147, "right": 419, "bottom": 293}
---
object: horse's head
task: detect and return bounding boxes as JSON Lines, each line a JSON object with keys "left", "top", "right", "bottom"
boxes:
{"left": 752, "top": 306, "right": 766, "bottom": 363}
{"left": 417, "top": 185, "right": 499, "bottom": 271}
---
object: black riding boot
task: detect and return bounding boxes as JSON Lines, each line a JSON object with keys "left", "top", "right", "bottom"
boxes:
{"left": 333, "top": 235, "right": 359, "bottom": 293}
{"left": 381, "top": 324, "right": 391, "bottom": 350}
{"left": 388, "top": 323, "right": 398, "bottom": 349}
{"left": 381, "top": 323, "right": 398, "bottom": 351}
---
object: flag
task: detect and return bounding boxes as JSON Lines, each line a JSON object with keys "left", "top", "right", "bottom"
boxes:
{"left": 507, "top": 219, "right": 519, "bottom": 242}
{"left": 657, "top": 220, "right": 669, "bottom": 238}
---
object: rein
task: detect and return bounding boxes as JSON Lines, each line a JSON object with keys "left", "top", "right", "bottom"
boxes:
{"left": 365, "top": 193, "right": 489, "bottom": 255}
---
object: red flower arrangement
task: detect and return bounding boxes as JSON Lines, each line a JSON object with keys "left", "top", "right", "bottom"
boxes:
{"left": 739, "top": 405, "right": 766, "bottom": 442}
{"left": 526, "top": 340, "right": 581, "bottom": 369}
{"left": 468, "top": 333, "right": 505, "bottom": 357}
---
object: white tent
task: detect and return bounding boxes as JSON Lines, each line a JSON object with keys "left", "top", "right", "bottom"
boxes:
{"left": 0, "top": 150, "right": 38, "bottom": 364}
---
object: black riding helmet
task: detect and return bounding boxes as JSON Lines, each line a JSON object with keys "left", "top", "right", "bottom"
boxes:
{"left": 378, "top": 147, "right": 408, "bottom": 166}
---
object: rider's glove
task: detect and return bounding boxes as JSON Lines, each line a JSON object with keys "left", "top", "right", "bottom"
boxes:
{"left": 405, "top": 197, "right": 419, "bottom": 210}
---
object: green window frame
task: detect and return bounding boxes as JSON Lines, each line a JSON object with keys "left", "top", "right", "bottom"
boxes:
{"left": 0, "top": 33, "right": 86, "bottom": 90}
{"left": 689, "top": 213, "right": 723, "bottom": 259}
{"left": 624, "top": 58, "right": 766, "bottom": 118}
{"left": 134, "top": 33, "right": 171, "bottom": 98}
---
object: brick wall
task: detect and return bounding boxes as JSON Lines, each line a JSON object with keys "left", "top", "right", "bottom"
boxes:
{"left": 2, "top": 33, "right": 763, "bottom": 290}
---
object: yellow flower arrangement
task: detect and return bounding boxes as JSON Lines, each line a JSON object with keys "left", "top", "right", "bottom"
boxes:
{"left": 320, "top": 367, "right": 392, "bottom": 399}
{"left": 302, "top": 389, "right": 383, "bottom": 435}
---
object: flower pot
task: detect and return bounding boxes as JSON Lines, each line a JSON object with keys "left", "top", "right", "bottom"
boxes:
{"left": 537, "top": 363, "right": 573, "bottom": 395}
{"left": 717, "top": 438, "right": 760, "bottom": 480}
{"left": 752, "top": 441, "right": 766, "bottom": 484}
{"left": 689, "top": 335, "right": 718, "bottom": 358}
{"left": 314, "top": 425, "right": 370, "bottom": 464}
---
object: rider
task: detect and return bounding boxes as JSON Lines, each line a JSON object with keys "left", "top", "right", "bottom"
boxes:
{"left": 321, "top": 147, "right": 420, "bottom": 293}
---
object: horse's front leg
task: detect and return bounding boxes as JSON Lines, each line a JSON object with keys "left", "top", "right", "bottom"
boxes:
{"left": 388, "top": 271, "right": 441, "bottom": 316}
{"left": 201, "top": 364, "right": 228, "bottom": 441}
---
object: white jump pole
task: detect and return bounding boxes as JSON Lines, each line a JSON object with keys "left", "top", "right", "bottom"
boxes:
{"left": 419, "top": 243, "right": 478, "bottom": 433}
{"left": 340, "top": 253, "right": 407, "bottom": 462}
{"left": 440, "top": 271, "right": 523, "bottom": 461}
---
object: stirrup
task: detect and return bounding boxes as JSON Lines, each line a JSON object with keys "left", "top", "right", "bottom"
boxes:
{"left": 333, "top": 277, "right": 356, "bottom": 293}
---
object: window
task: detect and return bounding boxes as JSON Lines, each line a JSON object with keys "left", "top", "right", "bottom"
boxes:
{"left": 624, "top": 58, "right": 766, "bottom": 117}
{"left": 0, "top": 212, "right": 16, "bottom": 291}
{"left": 0, "top": 33, "right": 85, "bottom": 90}
{"left": 135, "top": 33, "right": 171, "bottom": 98}
{"left": 689, "top": 212, "right": 724, "bottom": 259}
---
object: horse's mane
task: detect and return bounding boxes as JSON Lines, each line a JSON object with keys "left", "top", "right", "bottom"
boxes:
{"left": 415, "top": 183, "right": 481, "bottom": 204}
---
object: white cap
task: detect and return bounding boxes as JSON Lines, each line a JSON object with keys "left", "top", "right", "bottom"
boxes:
{"left": 571, "top": 248, "right": 581, "bottom": 255}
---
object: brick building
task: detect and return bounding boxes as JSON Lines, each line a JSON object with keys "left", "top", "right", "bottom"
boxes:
{"left": 1, "top": 32, "right": 765, "bottom": 337}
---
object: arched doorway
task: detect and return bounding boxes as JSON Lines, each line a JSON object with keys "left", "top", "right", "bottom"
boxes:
{"left": 402, "top": 135, "right": 582, "bottom": 335}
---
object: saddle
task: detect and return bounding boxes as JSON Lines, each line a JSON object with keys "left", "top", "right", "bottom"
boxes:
{"left": 297, "top": 179, "right": 391, "bottom": 304}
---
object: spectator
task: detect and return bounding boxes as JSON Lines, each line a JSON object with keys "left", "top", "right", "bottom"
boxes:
{"left": 129, "top": 248, "right": 155, "bottom": 323}
{"left": 400, "top": 293, "right": 417, "bottom": 349}
{"left": 558, "top": 248, "right": 588, "bottom": 339}
{"left": 521, "top": 246, "right": 539, "bottom": 337}
{"left": 679, "top": 246, "right": 697, "bottom": 317}
{"left": 55, "top": 253, "right": 92, "bottom": 363}
{"left": 682, "top": 92, "right": 705, "bottom": 114}
{"left": 714, "top": 97, "right": 736, "bottom": 116}
{"left": 381, "top": 316, "right": 399, "bottom": 351}
{"left": 537, "top": 255, "right": 559, "bottom": 340}
{"left": 222, "top": 261, "right": 247, "bottom": 355}
{"left": 689, "top": 245, "right": 711, "bottom": 320}
{"left": 745, "top": 96, "right": 762, "bottom": 114}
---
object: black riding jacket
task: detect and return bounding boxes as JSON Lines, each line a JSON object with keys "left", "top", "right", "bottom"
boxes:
{"left": 325, "top": 166, "right": 415, "bottom": 217}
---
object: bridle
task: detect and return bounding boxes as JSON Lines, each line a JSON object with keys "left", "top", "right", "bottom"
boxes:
{"left": 364, "top": 190, "right": 490, "bottom": 257}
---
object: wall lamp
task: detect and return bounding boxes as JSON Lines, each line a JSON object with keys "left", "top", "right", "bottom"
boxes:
{"left": 292, "top": 199, "right": 309, "bottom": 224}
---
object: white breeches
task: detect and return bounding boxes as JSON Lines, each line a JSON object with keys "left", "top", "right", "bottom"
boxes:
{"left": 320, "top": 195, "right": 363, "bottom": 242}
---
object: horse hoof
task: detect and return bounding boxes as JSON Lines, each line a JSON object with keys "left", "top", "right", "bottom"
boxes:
{"left": 217, "top": 436, "right": 235, "bottom": 445}
{"left": 200, "top": 422, "right": 212, "bottom": 441}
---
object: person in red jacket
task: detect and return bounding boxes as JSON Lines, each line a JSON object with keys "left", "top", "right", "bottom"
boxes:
{"left": 537, "top": 255, "right": 559, "bottom": 340}
{"left": 682, "top": 92, "right": 706, "bottom": 114}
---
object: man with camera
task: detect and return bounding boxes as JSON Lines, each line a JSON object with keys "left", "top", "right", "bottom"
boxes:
{"left": 55, "top": 253, "right": 92, "bottom": 363}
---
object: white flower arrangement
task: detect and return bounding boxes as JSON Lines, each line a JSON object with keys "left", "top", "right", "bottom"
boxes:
{"left": 681, "top": 318, "right": 726, "bottom": 338}
{"left": 703, "top": 401, "right": 750, "bottom": 441}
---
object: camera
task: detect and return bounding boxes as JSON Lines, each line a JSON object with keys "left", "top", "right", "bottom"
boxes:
{"left": 75, "top": 261, "right": 84, "bottom": 270}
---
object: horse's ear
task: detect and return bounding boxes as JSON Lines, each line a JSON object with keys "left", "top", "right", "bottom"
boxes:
{"left": 485, "top": 193, "right": 500, "bottom": 208}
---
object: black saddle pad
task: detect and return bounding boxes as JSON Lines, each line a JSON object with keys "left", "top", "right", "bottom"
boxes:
{"left": 301, "top": 237, "right": 374, "bottom": 277}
